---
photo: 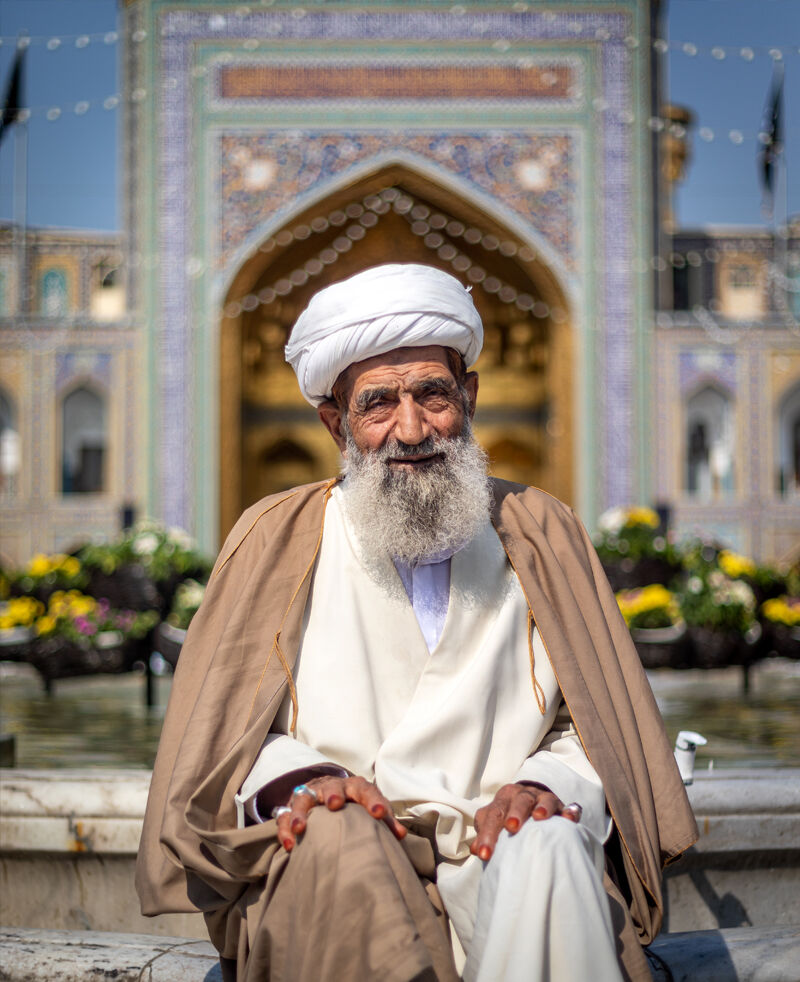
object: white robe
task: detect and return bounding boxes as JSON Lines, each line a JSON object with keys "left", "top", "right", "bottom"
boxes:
{"left": 238, "top": 488, "right": 619, "bottom": 975}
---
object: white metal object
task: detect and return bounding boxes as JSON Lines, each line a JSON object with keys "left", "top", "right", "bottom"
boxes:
{"left": 674, "top": 730, "right": 708, "bottom": 785}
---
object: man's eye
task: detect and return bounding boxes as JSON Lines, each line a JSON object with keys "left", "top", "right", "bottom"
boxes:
{"left": 364, "top": 398, "right": 389, "bottom": 412}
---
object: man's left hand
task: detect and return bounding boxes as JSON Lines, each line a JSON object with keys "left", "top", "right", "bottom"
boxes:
{"left": 470, "top": 783, "right": 580, "bottom": 862}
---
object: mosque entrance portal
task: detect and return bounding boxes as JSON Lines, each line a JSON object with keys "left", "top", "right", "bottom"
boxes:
{"left": 220, "top": 166, "right": 573, "bottom": 540}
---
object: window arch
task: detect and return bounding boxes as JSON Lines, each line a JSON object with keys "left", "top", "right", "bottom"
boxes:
{"left": 41, "top": 268, "right": 68, "bottom": 317}
{"left": 61, "top": 385, "right": 106, "bottom": 494}
{"left": 777, "top": 382, "right": 800, "bottom": 496}
{"left": 685, "top": 385, "right": 734, "bottom": 497}
{"left": 0, "top": 387, "right": 20, "bottom": 497}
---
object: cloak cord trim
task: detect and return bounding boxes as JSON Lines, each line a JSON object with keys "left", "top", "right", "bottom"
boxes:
{"left": 244, "top": 480, "right": 337, "bottom": 733}
{"left": 526, "top": 608, "right": 547, "bottom": 716}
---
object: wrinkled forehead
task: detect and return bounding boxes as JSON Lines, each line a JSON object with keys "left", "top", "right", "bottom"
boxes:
{"left": 333, "top": 345, "right": 459, "bottom": 402}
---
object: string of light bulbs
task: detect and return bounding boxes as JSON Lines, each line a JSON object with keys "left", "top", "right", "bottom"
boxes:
{"left": 222, "top": 184, "right": 567, "bottom": 323}
{"left": 0, "top": 97, "right": 787, "bottom": 149}
{"left": 0, "top": 28, "right": 797, "bottom": 59}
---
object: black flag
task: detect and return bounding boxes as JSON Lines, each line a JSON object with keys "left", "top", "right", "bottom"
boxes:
{"left": 0, "top": 48, "right": 26, "bottom": 147}
{"left": 758, "top": 65, "right": 784, "bottom": 217}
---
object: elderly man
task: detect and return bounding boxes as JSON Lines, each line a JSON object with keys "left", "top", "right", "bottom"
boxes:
{"left": 137, "top": 264, "right": 696, "bottom": 982}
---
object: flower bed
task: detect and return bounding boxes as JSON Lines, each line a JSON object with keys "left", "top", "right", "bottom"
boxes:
{"left": 760, "top": 597, "right": 800, "bottom": 660}
{"left": 25, "top": 591, "right": 159, "bottom": 686}
{"left": 603, "top": 505, "right": 798, "bottom": 671}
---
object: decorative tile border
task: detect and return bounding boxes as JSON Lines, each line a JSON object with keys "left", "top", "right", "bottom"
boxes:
{"left": 216, "top": 130, "right": 576, "bottom": 273}
{"left": 218, "top": 61, "right": 576, "bottom": 102}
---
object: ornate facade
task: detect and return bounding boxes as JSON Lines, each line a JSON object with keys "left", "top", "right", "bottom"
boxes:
{"left": 0, "top": 224, "right": 138, "bottom": 565}
{"left": 123, "top": 0, "right": 659, "bottom": 551}
{"left": 4, "top": 1, "right": 794, "bottom": 566}
{"left": 654, "top": 222, "right": 800, "bottom": 563}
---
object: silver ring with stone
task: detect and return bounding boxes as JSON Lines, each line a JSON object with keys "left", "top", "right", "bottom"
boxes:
{"left": 271, "top": 805, "right": 292, "bottom": 820}
{"left": 563, "top": 802, "right": 582, "bottom": 817}
{"left": 292, "top": 784, "right": 317, "bottom": 802}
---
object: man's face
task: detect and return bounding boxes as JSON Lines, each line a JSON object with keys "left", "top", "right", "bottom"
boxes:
{"left": 318, "top": 345, "right": 478, "bottom": 470}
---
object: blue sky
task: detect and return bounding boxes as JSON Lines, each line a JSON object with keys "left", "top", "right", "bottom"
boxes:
{"left": 0, "top": 0, "right": 797, "bottom": 232}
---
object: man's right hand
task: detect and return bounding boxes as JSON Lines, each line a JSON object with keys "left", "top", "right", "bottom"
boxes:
{"left": 274, "top": 775, "right": 407, "bottom": 852}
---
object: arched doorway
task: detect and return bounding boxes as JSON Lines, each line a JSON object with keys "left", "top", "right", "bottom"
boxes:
{"left": 220, "top": 165, "right": 573, "bottom": 540}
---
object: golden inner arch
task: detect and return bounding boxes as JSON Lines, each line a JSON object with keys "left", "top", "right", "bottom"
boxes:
{"left": 219, "top": 166, "right": 573, "bottom": 540}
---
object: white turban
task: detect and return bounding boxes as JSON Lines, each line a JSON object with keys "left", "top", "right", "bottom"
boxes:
{"left": 285, "top": 263, "right": 483, "bottom": 406}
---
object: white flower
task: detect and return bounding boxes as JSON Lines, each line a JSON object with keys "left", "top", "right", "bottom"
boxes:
{"left": 597, "top": 507, "right": 627, "bottom": 534}
{"left": 730, "top": 580, "right": 756, "bottom": 610}
{"left": 132, "top": 532, "right": 159, "bottom": 556}
{"left": 653, "top": 536, "right": 665, "bottom": 552}
{"left": 688, "top": 576, "right": 703, "bottom": 594}
{"left": 167, "top": 527, "right": 194, "bottom": 550}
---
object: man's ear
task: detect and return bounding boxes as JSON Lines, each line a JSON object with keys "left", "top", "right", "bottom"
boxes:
{"left": 318, "top": 400, "right": 347, "bottom": 452}
{"left": 464, "top": 371, "right": 479, "bottom": 420}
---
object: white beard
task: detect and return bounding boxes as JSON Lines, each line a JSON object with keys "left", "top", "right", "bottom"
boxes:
{"left": 338, "top": 420, "right": 493, "bottom": 566}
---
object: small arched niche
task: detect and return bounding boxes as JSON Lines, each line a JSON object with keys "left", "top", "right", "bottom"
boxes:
{"left": 685, "top": 383, "right": 735, "bottom": 498}
{"left": 777, "top": 381, "right": 800, "bottom": 496}
{"left": 220, "top": 164, "right": 573, "bottom": 539}
{"left": 0, "top": 387, "right": 20, "bottom": 498}
{"left": 61, "top": 384, "right": 107, "bottom": 494}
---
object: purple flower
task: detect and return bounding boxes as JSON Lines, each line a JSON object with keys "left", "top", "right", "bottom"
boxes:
{"left": 115, "top": 611, "right": 135, "bottom": 630}
{"left": 74, "top": 617, "right": 97, "bottom": 636}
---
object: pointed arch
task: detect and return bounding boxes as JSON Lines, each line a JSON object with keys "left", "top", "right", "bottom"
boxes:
{"left": 685, "top": 382, "right": 735, "bottom": 498}
{"left": 219, "top": 163, "right": 574, "bottom": 539}
{"left": 0, "top": 386, "right": 19, "bottom": 498}
{"left": 60, "top": 381, "right": 107, "bottom": 494}
{"left": 777, "top": 380, "right": 800, "bottom": 496}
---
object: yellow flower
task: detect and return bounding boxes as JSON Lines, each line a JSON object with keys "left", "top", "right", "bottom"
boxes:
{"left": 616, "top": 584, "right": 678, "bottom": 626}
{"left": 27, "top": 554, "right": 53, "bottom": 577}
{"left": 718, "top": 550, "right": 757, "bottom": 580}
{"left": 35, "top": 615, "right": 57, "bottom": 636}
{"left": 761, "top": 596, "right": 800, "bottom": 627}
{"left": 69, "top": 596, "right": 96, "bottom": 617}
{"left": 60, "top": 556, "right": 81, "bottom": 578}
{"left": 623, "top": 507, "right": 659, "bottom": 529}
{"left": 0, "top": 596, "right": 44, "bottom": 628}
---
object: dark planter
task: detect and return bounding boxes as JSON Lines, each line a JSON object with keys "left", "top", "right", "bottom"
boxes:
{"left": 631, "top": 622, "right": 692, "bottom": 670}
{"left": 155, "top": 621, "right": 186, "bottom": 670}
{"left": 762, "top": 623, "right": 800, "bottom": 660}
{"left": 602, "top": 557, "right": 680, "bottom": 593}
{"left": 686, "top": 626, "right": 743, "bottom": 669}
{"left": 26, "top": 632, "right": 152, "bottom": 685}
{"left": 85, "top": 564, "right": 163, "bottom": 612}
{"left": 0, "top": 626, "right": 33, "bottom": 663}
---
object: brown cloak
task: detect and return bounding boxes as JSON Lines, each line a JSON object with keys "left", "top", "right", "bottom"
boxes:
{"left": 136, "top": 478, "right": 697, "bottom": 968}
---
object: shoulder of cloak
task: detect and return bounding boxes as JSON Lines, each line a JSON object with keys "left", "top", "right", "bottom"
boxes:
{"left": 490, "top": 478, "right": 698, "bottom": 942}
{"left": 136, "top": 479, "right": 335, "bottom": 916}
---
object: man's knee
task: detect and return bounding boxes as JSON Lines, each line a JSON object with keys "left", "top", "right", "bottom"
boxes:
{"left": 293, "top": 802, "right": 404, "bottom": 865}
{"left": 491, "top": 815, "right": 597, "bottom": 877}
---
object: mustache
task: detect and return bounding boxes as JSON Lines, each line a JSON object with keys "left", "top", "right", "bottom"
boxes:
{"left": 380, "top": 437, "right": 439, "bottom": 460}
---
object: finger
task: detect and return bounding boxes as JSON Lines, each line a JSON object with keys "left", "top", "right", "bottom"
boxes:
{"left": 274, "top": 808, "right": 297, "bottom": 851}
{"left": 308, "top": 776, "right": 347, "bottom": 811}
{"left": 471, "top": 800, "right": 509, "bottom": 861}
{"left": 503, "top": 788, "right": 538, "bottom": 834}
{"left": 275, "top": 785, "right": 321, "bottom": 848}
{"left": 347, "top": 777, "right": 407, "bottom": 840}
{"left": 531, "top": 791, "right": 562, "bottom": 821}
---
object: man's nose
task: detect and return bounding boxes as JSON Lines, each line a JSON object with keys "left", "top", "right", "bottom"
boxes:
{"left": 393, "top": 396, "right": 429, "bottom": 446}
